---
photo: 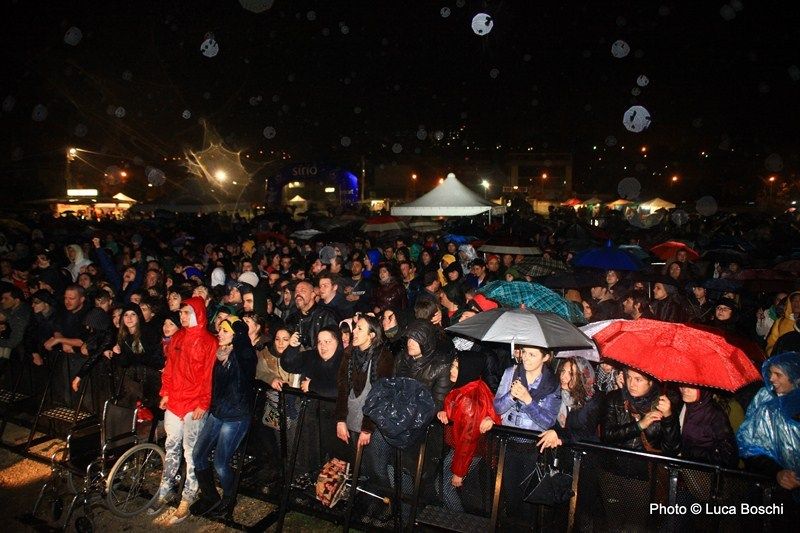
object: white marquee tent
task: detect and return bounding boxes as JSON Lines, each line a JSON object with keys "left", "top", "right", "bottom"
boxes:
{"left": 391, "top": 174, "right": 506, "bottom": 217}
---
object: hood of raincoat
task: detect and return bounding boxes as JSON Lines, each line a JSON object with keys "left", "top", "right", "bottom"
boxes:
{"left": 404, "top": 319, "right": 439, "bottom": 360}
{"left": 181, "top": 296, "right": 208, "bottom": 331}
{"left": 736, "top": 351, "right": 800, "bottom": 479}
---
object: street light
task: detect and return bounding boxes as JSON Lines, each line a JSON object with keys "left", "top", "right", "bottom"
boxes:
{"left": 481, "top": 179, "right": 490, "bottom": 199}
{"left": 541, "top": 172, "right": 548, "bottom": 196}
{"left": 671, "top": 175, "right": 679, "bottom": 186}
{"left": 67, "top": 147, "right": 78, "bottom": 161}
{"left": 214, "top": 170, "right": 227, "bottom": 181}
{"left": 768, "top": 175, "right": 776, "bottom": 203}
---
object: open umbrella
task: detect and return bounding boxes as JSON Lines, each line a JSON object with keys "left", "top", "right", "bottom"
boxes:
{"left": 290, "top": 229, "right": 322, "bottom": 240}
{"left": 446, "top": 308, "right": 593, "bottom": 350}
{"left": 731, "top": 269, "right": 799, "bottom": 293}
{"left": 519, "top": 257, "right": 570, "bottom": 277}
{"left": 409, "top": 219, "right": 442, "bottom": 232}
{"left": 541, "top": 271, "right": 601, "bottom": 290}
{"left": 556, "top": 319, "right": 626, "bottom": 362}
{"left": 650, "top": 241, "right": 700, "bottom": 261}
{"left": 592, "top": 319, "right": 761, "bottom": 392}
{"left": 774, "top": 259, "right": 800, "bottom": 274}
{"left": 478, "top": 281, "right": 587, "bottom": 325}
{"left": 573, "top": 241, "right": 644, "bottom": 271}
{"left": 362, "top": 215, "right": 409, "bottom": 233}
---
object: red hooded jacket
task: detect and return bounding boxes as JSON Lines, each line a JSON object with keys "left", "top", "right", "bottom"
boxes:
{"left": 443, "top": 379, "right": 501, "bottom": 478}
{"left": 159, "top": 297, "right": 217, "bottom": 418}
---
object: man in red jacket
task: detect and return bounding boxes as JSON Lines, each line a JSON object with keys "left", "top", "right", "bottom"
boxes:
{"left": 150, "top": 297, "right": 217, "bottom": 524}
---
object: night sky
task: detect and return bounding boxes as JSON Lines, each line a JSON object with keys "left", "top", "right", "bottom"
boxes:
{"left": 2, "top": 0, "right": 799, "bottom": 204}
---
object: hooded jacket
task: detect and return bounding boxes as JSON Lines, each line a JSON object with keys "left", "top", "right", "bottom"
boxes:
{"left": 160, "top": 297, "right": 218, "bottom": 418}
{"left": 737, "top": 352, "right": 800, "bottom": 482}
{"left": 211, "top": 319, "right": 258, "bottom": 420}
{"left": 765, "top": 291, "right": 800, "bottom": 355}
{"left": 394, "top": 319, "right": 453, "bottom": 410}
{"left": 65, "top": 244, "right": 92, "bottom": 282}
{"left": 679, "top": 390, "right": 738, "bottom": 466}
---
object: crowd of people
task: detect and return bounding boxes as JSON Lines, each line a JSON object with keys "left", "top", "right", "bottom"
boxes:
{"left": 0, "top": 207, "right": 797, "bottom": 527}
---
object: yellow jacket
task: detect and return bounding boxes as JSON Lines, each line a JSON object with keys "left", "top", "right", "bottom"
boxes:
{"left": 765, "top": 290, "right": 800, "bottom": 355}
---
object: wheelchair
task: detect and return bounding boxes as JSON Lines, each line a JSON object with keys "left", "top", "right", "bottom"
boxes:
{"left": 32, "top": 399, "right": 166, "bottom": 532}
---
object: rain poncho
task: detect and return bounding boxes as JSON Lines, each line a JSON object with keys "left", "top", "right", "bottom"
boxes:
{"left": 65, "top": 244, "right": 92, "bottom": 282}
{"left": 363, "top": 376, "right": 436, "bottom": 449}
{"left": 457, "top": 244, "right": 477, "bottom": 274}
{"left": 443, "top": 379, "right": 501, "bottom": 477}
{"left": 736, "top": 352, "right": 800, "bottom": 488}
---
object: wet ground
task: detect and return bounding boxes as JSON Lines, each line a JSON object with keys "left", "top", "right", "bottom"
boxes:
{"left": 0, "top": 423, "right": 339, "bottom": 532}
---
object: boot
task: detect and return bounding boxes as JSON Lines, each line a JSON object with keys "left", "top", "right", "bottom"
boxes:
{"left": 189, "top": 468, "right": 221, "bottom": 516}
{"left": 209, "top": 491, "right": 236, "bottom": 519}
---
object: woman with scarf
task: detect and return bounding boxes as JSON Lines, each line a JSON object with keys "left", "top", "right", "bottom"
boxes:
{"left": 494, "top": 345, "right": 561, "bottom": 518}
{"left": 371, "top": 263, "right": 407, "bottom": 314}
{"left": 437, "top": 351, "right": 500, "bottom": 512}
{"left": 252, "top": 323, "right": 299, "bottom": 488}
{"left": 600, "top": 368, "right": 680, "bottom": 528}
{"left": 335, "top": 315, "right": 394, "bottom": 489}
{"left": 282, "top": 326, "right": 345, "bottom": 470}
{"left": 112, "top": 303, "right": 164, "bottom": 411}
{"left": 190, "top": 317, "right": 257, "bottom": 518}
{"left": 536, "top": 356, "right": 602, "bottom": 451}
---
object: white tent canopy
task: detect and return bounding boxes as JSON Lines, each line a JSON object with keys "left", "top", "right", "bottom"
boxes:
{"left": 391, "top": 174, "right": 506, "bottom": 217}
{"left": 112, "top": 192, "right": 138, "bottom": 203}
{"left": 640, "top": 197, "right": 676, "bottom": 210}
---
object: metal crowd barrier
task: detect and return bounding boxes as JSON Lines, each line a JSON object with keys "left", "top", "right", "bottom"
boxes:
{"left": 247, "top": 388, "right": 792, "bottom": 533}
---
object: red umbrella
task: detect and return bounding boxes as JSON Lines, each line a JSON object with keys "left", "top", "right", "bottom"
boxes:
{"left": 591, "top": 319, "right": 761, "bottom": 392}
{"left": 649, "top": 241, "right": 700, "bottom": 261}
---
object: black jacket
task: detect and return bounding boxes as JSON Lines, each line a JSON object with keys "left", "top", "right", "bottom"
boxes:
{"left": 394, "top": 319, "right": 452, "bottom": 410}
{"left": 650, "top": 298, "right": 684, "bottom": 323}
{"left": 281, "top": 343, "right": 343, "bottom": 398}
{"left": 210, "top": 320, "right": 258, "bottom": 420}
{"left": 602, "top": 389, "right": 681, "bottom": 454}
{"left": 284, "top": 303, "right": 339, "bottom": 350}
{"left": 552, "top": 391, "right": 605, "bottom": 444}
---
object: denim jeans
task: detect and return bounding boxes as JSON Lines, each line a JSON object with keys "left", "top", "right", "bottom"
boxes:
{"left": 441, "top": 448, "right": 480, "bottom": 513}
{"left": 192, "top": 413, "right": 250, "bottom": 495}
{"left": 159, "top": 409, "right": 207, "bottom": 503}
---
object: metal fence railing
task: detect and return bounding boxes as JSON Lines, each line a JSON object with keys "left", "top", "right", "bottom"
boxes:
{"left": 247, "top": 389, "right": 793, "bottom": 533}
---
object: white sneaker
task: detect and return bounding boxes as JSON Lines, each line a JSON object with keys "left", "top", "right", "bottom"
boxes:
{"left": 168, "top": 500, "right": 191, "bottom": 525}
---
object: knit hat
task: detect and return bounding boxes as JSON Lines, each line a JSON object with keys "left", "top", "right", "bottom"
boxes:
{"left": 238, "top": 271, "right": 259, "bottom": 288}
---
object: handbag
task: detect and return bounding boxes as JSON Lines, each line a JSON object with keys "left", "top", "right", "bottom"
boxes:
{"left": 520, "top": 449, "right": 573, "bottom": 506}
{"left": 315, "top": 458, "right": 349, "bottom": 508}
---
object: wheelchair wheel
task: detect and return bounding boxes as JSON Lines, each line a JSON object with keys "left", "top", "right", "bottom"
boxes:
{"left": 105, "top": 442, "right": 165, "bottom": 518}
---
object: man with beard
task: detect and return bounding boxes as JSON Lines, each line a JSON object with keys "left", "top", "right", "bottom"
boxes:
{"left": 285, "top": 280, "right": 338, "bottom": 350}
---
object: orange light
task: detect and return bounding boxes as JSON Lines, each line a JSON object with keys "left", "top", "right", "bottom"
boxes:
{"left": 119, "top": 171, "right": 127, "bottom": 177}
{"left": 640, "top": 146, "right": 647, "bottom": 153}
{"left": 541, "top": 173, "right": 548, "bottom": 179}
{"left": 671, "top": 175, "right": 678, "bottom": 182}
{"left": 411, "top": 174, "right": 417, "bottom": 180}
{"left": 769, "top": 176, "right": 776, "bottom": 182}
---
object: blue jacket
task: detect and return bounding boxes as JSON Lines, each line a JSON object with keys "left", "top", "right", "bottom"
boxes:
{"left": 494, "top": 365, "right": 560, "bottom": 432}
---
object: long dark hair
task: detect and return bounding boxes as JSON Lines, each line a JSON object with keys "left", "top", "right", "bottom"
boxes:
{"left": 354, "top": 314, "right": 384, "bottom": 349}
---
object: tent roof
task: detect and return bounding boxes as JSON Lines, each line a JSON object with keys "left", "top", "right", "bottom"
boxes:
{"left": 391, "top": 174, "right": 506, "bottom": 216}
{"left": 583, "top": 197, "right": 602, "bottom": 204}
{"left": 289, "top": 195, "right": 307, "bottom": 202}
{"left": 607, "top": 199, "right": 633, "bottom": 207}
{"left": 640, "top": 197, "right": 676, "bottom": 210}
{"left": 112, "top": 192, "right": 138, "bottom": 203}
